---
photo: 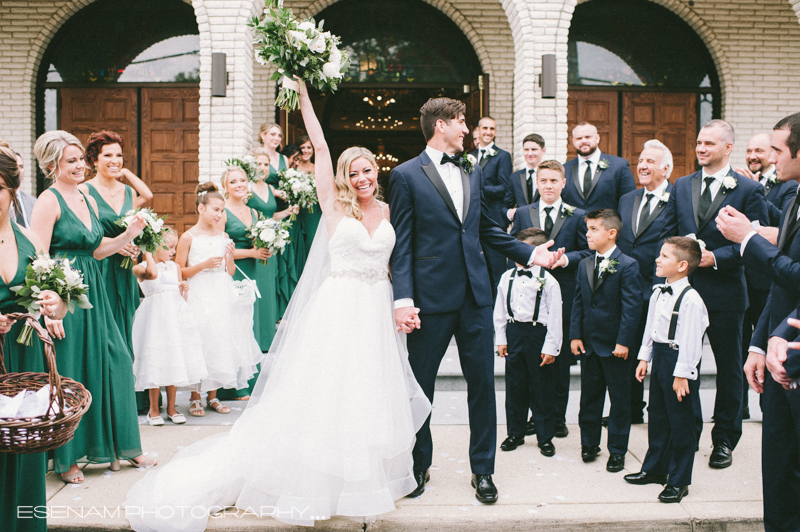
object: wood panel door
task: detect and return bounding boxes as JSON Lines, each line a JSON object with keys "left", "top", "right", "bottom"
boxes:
{"left": 566, "top": 90, "right": 618, "bottom": 160}
{"left": 59, "top": 88, "right": 138, "bottom": 174}
{"left": 622, "top": 92, "right": 697, "bottom": 184}
{"left": 141, "top": 88, "right": 200, "bottom": 233}
{"left": 459, "top": 74, "right": 489, "bottom": 136}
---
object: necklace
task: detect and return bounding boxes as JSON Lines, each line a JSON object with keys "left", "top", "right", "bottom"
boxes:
{"left": 98, "top": 180, "right": 120, "bottom": 198}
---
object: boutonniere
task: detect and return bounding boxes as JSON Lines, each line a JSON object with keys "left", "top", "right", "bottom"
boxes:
{"left": 658, "top": 191, "right": 670, "bottom": 206}
{"left": 487, "top": 147, "right": 498, "bottom": 158}
{"left": 598, "top": 258, "right": 618, "bottom": 278}
{"left": 598, "top": 159, "right": 609, "bottom": 170}
{"left": 721, "top": 173, "right": 738, "bottom": 194}
{"left": 462, "top": 153, "right": 477, "bottom": 173}
{"left": 685, "top": 233, "right": 707, "bottom": 252}
{"left": 766, "top": 173, "right": 778, "bottom": 185}
{"left": 530, "top": 275, "right": 547, "bottom": 292}
{"left": 561, "top": 203, "right": 576, "bottom": 218}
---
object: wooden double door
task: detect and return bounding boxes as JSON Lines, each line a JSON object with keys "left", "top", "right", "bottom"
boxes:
{"left": 567, "top": 90, "right": 698, "bottom": 184}
{"left": 60, "top": 87, "right": 200, "bottom": 232}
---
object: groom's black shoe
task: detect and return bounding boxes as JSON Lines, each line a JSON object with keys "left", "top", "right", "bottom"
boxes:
{"left": 408, "top": 469, "right": 430, "bottom": 498}
{"left": 471, "top": 474, "right": 498, "bottom": 504}
{"left": 500, "top": 435, "right": 524, "bottom": 451}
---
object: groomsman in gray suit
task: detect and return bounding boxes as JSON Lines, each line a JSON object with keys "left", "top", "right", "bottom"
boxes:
{"left": 9, "top": 151, "right": 36, "bottom": 227}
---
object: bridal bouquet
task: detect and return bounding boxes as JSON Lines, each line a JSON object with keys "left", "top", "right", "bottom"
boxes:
{"left": 250, "top": 0, "right": 350, "bottom": 110}
{"left": 115, "top": 208, "right": 168, "bottom": 268}
{"left": 10, "top": 251, "right": 92, "bottom": 345}
{"left": 277, "top": 168, "right": 317, "bottom": 221}
{"left": 247, "top": 216, "right": 292, "bottom": 265}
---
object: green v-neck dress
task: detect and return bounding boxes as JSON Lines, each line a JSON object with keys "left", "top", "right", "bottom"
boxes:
{"left": 0, "top": 222, "right": 47, "bottom": 532}
{"left": 48, "top": 189, "right": 142, "bottom": 473}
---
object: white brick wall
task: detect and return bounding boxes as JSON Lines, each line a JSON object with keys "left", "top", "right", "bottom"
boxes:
{"left": 3, "top": 0, "right": 800, "bottom": 194}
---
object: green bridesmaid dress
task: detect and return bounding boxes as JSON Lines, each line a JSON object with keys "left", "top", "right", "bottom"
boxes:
{"left": 0, "top": 222, "right": 47, "bottom": 532}
{"left": 216, "top": 207, "right": 279, "bottom": 399}
{"left": 259, "top": 156, "right": 306, "bottom": 317}
{"left": 298, "top": 202, "right": 321, "bottom": 264}
{"left": 48, "top": 190, "right": 142, "bottom": 473}
{"left": 84, "top": 184, "right": 151, "bottom": 412}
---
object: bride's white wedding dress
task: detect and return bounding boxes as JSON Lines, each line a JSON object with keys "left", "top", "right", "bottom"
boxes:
{"left": 124, "top": 215, "right": 431, "bottom": 531}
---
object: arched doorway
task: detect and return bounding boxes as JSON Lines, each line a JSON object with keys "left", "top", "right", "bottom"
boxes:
{"left": 285, "top": 0, "right": 484, "bottom": 184}
{"left": 37, "top": 0, "right": 200, "bottom": 231}
{"left": 568, "top": 0, "right": 720, "bottom": 181}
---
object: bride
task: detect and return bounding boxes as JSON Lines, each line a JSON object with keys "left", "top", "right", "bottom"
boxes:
{"left": 124, "top": 82, "right": 431, "bottom": 531}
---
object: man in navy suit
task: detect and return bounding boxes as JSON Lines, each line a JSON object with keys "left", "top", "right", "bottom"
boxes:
{"left": 570, "top": 209, "right": 642, "bottom": 472}
{"left": 470, "top": 116, "right": 513, "bottom": 297}
{"left": 659, "top": 119, "right": 769, "bottom": 469}
{"left": 617, "top": 140, "right": 675, "bottom": 423}
{"left": 733, "top": 133, "right": 798, "bottom": 419}
{"left": 389, "top": 98, "right": 563, "bottom": 503}
{"left": 562, "top": 122, "right": 636, "bottom": 212}
{"left": 511, "top": 160, "right": 590, "bottom": 438}
{"left": 716, "top": 113, "right": 800, "bottom": 532}
{"left": 503, "top": 133, "right": 546, "bottom": 225}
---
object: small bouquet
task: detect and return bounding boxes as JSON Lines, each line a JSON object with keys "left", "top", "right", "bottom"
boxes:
{"left": 277, "top": 168, "right": 317, "bottom": 220}
{"left": 115, "top": 208, "right": 168, "bottom": 269}
{"left": 10, "top": 251, "right": 93, "bottom": 345}
{"left": 247, "top": 216, "right": 291, "bottom": 265}
{"left": 250, "top": 0, "right": 350, "bottom": 110}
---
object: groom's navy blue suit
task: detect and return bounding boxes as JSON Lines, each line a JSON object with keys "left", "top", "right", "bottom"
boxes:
{"left": 389, "top": 149, "right": 534, "bottom": 475}
{"left": 659, "top": 169, "right": 768, "bottom": 449}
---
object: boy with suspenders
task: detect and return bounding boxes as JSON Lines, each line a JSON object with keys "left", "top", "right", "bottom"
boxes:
{"left": 625, "top": 236, "right": 709, "bottom": 503}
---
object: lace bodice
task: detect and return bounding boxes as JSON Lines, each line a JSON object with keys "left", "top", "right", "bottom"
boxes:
{"left": 139, "top": 261, "right": 180, "bottom": 297}
{"left": 187, "top": 232, "right": 230, "bottom": 274}
{"left": 328, "top": 216, "right": 394, "bottom": 284}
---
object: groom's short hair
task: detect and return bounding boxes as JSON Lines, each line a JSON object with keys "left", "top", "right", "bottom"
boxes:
{"left": 420, "top": 98, "right": 466, "bottom": 142}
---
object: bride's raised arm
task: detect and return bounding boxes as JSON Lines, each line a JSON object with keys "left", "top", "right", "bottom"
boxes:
{"left": 298, "top": 83, "right": 336, "bottom": 217}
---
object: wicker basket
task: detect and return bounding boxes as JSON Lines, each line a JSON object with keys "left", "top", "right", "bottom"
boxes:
{"left": 0, "top": 312, "right": 92, "bottom": 454}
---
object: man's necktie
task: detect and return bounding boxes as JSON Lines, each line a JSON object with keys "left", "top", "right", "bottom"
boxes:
{"left": 638, "top": 193, "right": 653, "bottom": 234}
{"left": 517, "top": 269, "right": 533, "bottom": 278}
{"left": 543, "top": 206, "right": 554, "bottom": 237}
{"left": 583, "top": 162, "right": 593, "bottom": 197}
{"left": 441, "top": 153, "right": 460, "bottom": 166}
{"left": 480, "top": 149, "right": 486, "bottom": 163}
{"left": 594, "top": 256, "right": 600, "bottom": 285}
{"left": 527, "top": 169, "right": 534, "bottom": 203}
{"left": 699, "top": 176, "right": 715, "bottom": 219}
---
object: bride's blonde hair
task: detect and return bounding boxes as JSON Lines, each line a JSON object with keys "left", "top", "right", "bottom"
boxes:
{"left": 335, "top": 147, "right": 380, "bottom": 220}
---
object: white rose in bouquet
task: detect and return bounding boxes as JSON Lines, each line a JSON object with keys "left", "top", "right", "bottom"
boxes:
{"left": 322, "top": 62, "right": 342, "bottom": 80}
{"left": 289, "top": 30, "right": 309, "bottom": 48}
{"left": 308, "top": 36, "right": 326, "bottom": 53}
{"left": 260, "top": 227, "right": 277, "bottom": 243}
{"left": 330, "top": 46, "right": 342, "bottom": 64}
{"left": 297, "top": 20, "right": 315, "bottom": 32}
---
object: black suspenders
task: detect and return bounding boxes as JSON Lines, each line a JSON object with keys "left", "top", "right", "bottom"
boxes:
{"left": 507, "top": 267, "right": 544, "bottom": 323}
{"left": 667, "top": 285, "right": 693, "bottom": 349}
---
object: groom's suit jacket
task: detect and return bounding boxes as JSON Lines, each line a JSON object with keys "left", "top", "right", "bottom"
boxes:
{"left": 389, "top": 150, "right": 533, "bottom": 314}
{"left": 469, "top": 146, "right": 512, "bottom": 227}
{"left": 658, "top": 169, "right": 768, "bottom": 312}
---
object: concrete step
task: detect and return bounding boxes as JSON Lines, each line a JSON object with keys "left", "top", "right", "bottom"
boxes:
{"left": 436, "top": 338, "right": 720, "bottom": 391}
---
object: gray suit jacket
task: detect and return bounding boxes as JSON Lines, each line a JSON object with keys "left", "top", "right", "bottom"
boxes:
{"left": 10, "top": 191, "right": 36, "bottom": 227}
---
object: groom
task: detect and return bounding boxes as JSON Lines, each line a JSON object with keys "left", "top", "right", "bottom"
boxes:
{"left": 389, "top": 98, "right": 563, "bottom": 503}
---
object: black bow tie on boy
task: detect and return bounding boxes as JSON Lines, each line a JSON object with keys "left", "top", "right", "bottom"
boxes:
{"left": 655, "top": 284, "right": 673, "bottom": 295}
{"left": 441, "top": 153, "right": 461, "bottom": 166}
{"left": 516, "top": 269, "right": 533, "bottom": 278}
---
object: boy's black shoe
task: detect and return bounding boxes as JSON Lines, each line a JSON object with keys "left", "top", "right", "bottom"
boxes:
{"left": 606, "top": 453, "right": 625, "bottom": 472}
{"left": 709, "top": 442, "right": 732, "bottom": 469}
{"left": 554, "top": 422, "right": 569, "bottom": 438}
{"left": 500, "top": 435, "right": 524, "bottom": 451}
{"left": 471, "top": 474, "right": 498, "bottom": 504}
{"left": 581, "top": 445, "right": 601, "bottom": 462}
{"left": 624, "top": 471, "right": 668, "bottom": 485}
{"left": 538, "top": 441, "right": 555, "bottom": 457}
{"left": 525, "top": 419, "right": 536, "bottom": 436}
{"left": 658, "top": 485, "right": 689, "bottom": 503}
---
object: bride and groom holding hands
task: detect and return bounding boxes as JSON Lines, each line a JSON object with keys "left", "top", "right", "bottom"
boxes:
{"left": 124, "top": 84, "right": 564, "bottom": 531}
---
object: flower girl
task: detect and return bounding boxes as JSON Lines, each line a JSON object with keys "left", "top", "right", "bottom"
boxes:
{"left": 131, "top": 229, "right": 208, "bottom": 426}
{"left": 175, "top": 183, "right": 262, "bottom": 417}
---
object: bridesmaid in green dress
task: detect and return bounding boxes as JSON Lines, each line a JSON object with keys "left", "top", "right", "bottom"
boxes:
{"left": 80, "top": 131, "right": 153, "bottom": 413}
{"left": 216, "top": 167, "right": 276, "bottom": 400}
{"left": 31, "top": 131, "right": 156, "bottom": 484}
{"left": 0, "top": 147, "right": 66, "bottom": 532}
{"left": 295, "top": 135, "right": 322, "bottom": 261}
{"left": 256, "top": 123, "right": 305, "bottom": 316}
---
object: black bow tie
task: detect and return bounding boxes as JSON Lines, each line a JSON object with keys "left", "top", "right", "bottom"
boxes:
{"left": 655, "top": 284, "right": 673, "bottom": 295}
{"left": 517, "top": 269, "right": 533, "bottom": 278}
{"left": 440, "top": 153, "right": 461, "bottom": 166}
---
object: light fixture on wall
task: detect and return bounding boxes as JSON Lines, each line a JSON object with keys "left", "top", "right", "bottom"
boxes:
{"left": 212, "top": 53, "right": 228, "bottom": 97}
{"left": 539, "top": 54, "right": 556, "bottom": 99}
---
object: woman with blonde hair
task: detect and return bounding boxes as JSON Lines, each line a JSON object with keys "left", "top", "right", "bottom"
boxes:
{"left": 125, "top": 81, "right": 429, "bottom": 531}
{"left": 30, "top": 130, "right": 156, "bottom": 483}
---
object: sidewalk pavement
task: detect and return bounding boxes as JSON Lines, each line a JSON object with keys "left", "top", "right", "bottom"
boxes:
{"left": 43, "top": 418, "right": 763, "bottom": 531}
